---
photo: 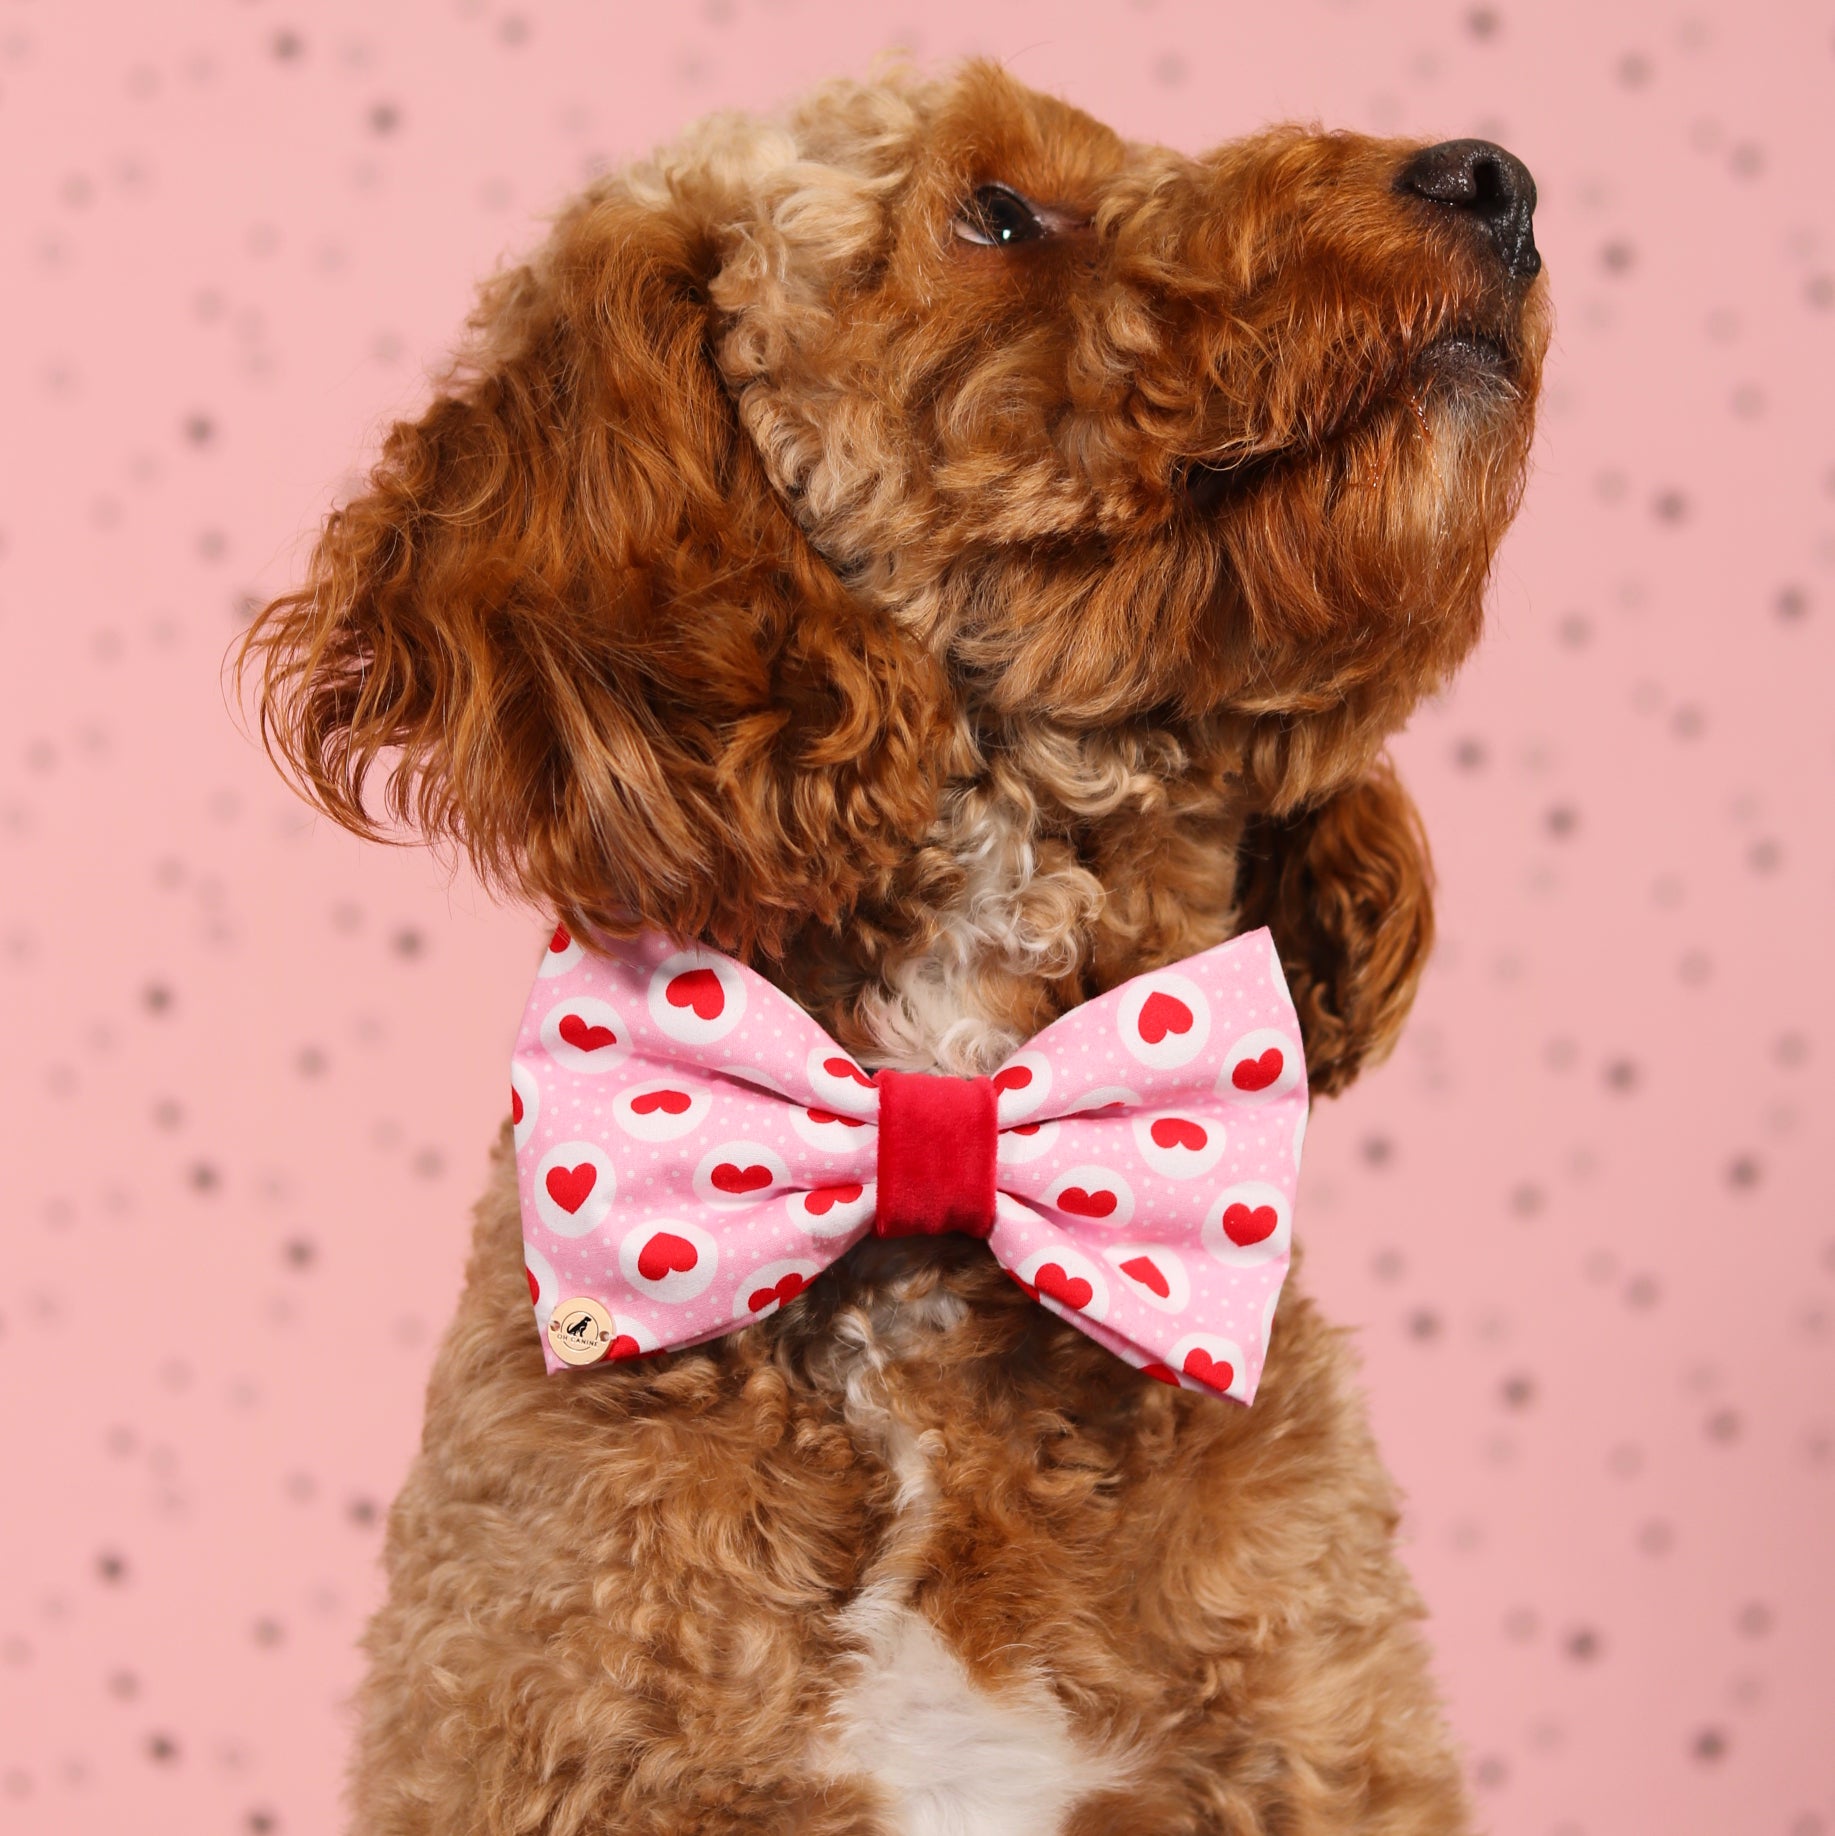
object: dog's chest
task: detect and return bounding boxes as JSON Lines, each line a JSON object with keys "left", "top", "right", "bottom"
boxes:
{"left": 802, "top": 801, "right": 1125, "bottom": 1828}
{"left": 801, "top": 1332, "right": 1121, "bottom": 1832}
{"left": 820, "top": 1589, "right": 1115, "bottom": 1834}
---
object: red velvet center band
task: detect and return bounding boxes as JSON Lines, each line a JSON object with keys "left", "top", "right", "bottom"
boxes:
{"left": 873, "top": 1069, "right": 998, "bottom": 1240}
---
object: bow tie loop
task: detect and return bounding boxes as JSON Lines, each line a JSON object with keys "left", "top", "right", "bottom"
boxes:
{"left": 873, "top": 1071, "right": 999, "bottom": 1240}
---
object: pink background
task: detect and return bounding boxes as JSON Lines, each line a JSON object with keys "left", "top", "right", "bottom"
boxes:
{"left": 1, "top": 2, "right": 1831, "bottom": 1832}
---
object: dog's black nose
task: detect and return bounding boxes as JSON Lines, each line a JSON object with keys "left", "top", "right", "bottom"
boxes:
{"left": 1398, "top": 139, "right": 1540, "bottom": 282}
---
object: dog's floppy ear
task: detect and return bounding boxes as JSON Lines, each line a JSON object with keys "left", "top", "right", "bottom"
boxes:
{"left": 1233, "top": 758, "right": 1434, "bottom": 1097}
{"left": 239, "top": 181, "right": 948, "bottom": 957}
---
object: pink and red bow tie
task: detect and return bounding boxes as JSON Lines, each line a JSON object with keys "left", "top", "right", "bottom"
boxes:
{"left": 512, "top": 926, "right": 1308, "bottom": 1401}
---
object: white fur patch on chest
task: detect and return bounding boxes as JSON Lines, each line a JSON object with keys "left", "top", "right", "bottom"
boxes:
{"left": 819, "top": 1588, "right": 1118, "bottom": 1836}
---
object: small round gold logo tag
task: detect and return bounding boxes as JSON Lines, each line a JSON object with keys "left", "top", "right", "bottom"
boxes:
{"left": 547, "top": 1296, "right": 616, "bottom": 1366}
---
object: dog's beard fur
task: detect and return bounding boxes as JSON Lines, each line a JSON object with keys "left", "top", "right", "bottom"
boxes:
{"left": 240, "top": 60, "right": 1545, "bottom": 1836}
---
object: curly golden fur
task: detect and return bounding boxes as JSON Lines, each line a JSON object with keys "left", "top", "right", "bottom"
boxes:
{"left": 241, "top": 62, "right": 1547, "bottom": 1835}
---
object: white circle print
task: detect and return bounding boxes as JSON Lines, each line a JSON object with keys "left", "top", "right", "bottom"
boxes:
{"left": 804, "top": 1048, "right": 880, "bottom": 1119}
{"left": 539, "top": 996, "right": 633, "bottom": 1074}
{"left": 1102, "top": 1243, "right": 1191, "bottom": 1314}
{"left": 731, "top": 1258, "right": 821, "bottom": 1321}
{"left": 536, "top": 921, "right": 584, "bottom": 978}
{"left": 618, "top": 1217, "right": 718, "bottom": 1304}
{"left": 1042, "top": 1166, "right": 1136, "bottom": 1232}
{"left": 646, "top": 951, "right": 747, "bottom": 1046}
{"left": 510, "top": 1059, "right": 540, "bottom": 1151}
{"left": 789, "top": 1103, "right": 874, "bottom": 1154}
{"left": 1218, "top": 1028, "right": 1302, "bottom": 1106}
{"left": 1202, "top": 1181, "right": 1292, "bottom": 1267}
{"left": 1116, "top": 972, "right": 1211, "bottom": 1070}
{"left": 523, "top": 1242, "right": 559, "bottom": 1330}
{"left": 1131, "top": 1111, "right": 1227, "bottom": 1180}
{"left": 611, "top": 1077, "right": 713, "bottom": 1143}
{"left": 996, "top": 1118, "right": 1061, "bottom": 1165}
{"left": 693, "top": 1140, "right": 792, "bottom": 1209}
{"left": 990, "top": 1051, "right": 1053, "bottom": 1123}
{"left": 1061, "top": 1084, "right": 1139, "bottom": 1121}
{"left": 1167, "top": 1331, "right": 1249, "bottom": 1398}
{"left": 1291, "top": 1103, "right": 1308, "bottom": 1169}
{"left": 532, "top": 1140, "right": 617, "bottom": 1237}
{"left": 789, "top": 1179, "right": 873, "bottom": 1239}
{"left": 1013, "top": 1245, "right": 1110, "bottom": 1322}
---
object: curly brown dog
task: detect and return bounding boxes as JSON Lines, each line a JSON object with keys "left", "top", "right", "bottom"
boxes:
{"left": 243, "top": 61, "right": 1547, "bottom": 1836}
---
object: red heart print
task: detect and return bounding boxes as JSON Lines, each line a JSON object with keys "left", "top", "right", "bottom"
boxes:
{"left": 1150, "top": 1117, "right": 1206, "bottom": 1151}
{"left": 747, "top": 1273, "right": 808, "bottom": 1313}
{"left": 631, "top": 1088, "right": 691, "bottom": 1116}
{"left": 1222, "top": 1202, "right": 1279, "bottom": 1247}
{"left": 806, "top": 1107, "right": 865, "bottom": 1129}
{"left": 1119, "top": 1254, "right": 1170, "bottom": 1298}
{"left": 1011, "top": 1122, "right": 1041, "bottom": 1137}
{"left": 823, "top": 1056, "right": 876, "bottom": 1087}
{"left": 511, "top": 1086, "right": 524, "bottom": 1126}
{"left": 804, "top": 1182, "right": 864, "bottom": 1215}
{"left": 1058, "top": 1186, "right": 1118, "bottom": 1220}
{"left": 711, "top": 1162, "right": 773, "bottom": 1195}
{"left": 636, "top": 1231, "right": 698, "bottom": 1280}
{"left": 1140, "top": 1361, "right": 1181, "bottom": 1387}
{"left": 1137, "top": 991, "right": 1193, "bottom": 1046}
{"left": 606, "top": 1335, "right": 641, "bottom": 1361}
{"left": 548, "top": 923, "right": 571, "bottom": 953}
{"left": 1231, "top": 1048, "right": 1284, "bottom": 1093}
{"left": 666, "top": 967, "right": 725, "bottom": 1021}
{"left": 544, "top": 1163, "right": 597, "bottom": 1214}
{"left": 558, "top": 1013, "right": 617, "bottom": 1053}
{"left": 525, "top": 1265, "right": 539, "bottom": 1304}
{"left": 993, "top": 1065, "right": 1033, "bottom": 1095}
{"left": 1182, "top": 1348, "right": 1236, "bottom": 1392}
{"left": 1033, "top": 1263, "right": 1094, "bottom": 1311}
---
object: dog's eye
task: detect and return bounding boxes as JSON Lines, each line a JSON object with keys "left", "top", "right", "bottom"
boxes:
{"left": 956, "top": 184, "right": 1046, "bottom": 248}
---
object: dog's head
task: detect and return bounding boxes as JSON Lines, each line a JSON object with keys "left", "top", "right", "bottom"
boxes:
{"left": 243, "top": 64, "right": 1547, "bottom": 1087}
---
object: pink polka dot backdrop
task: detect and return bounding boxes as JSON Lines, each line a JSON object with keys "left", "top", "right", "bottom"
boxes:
{"left": 1, "top": 1, "right": 1829, "bottom": 1831}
